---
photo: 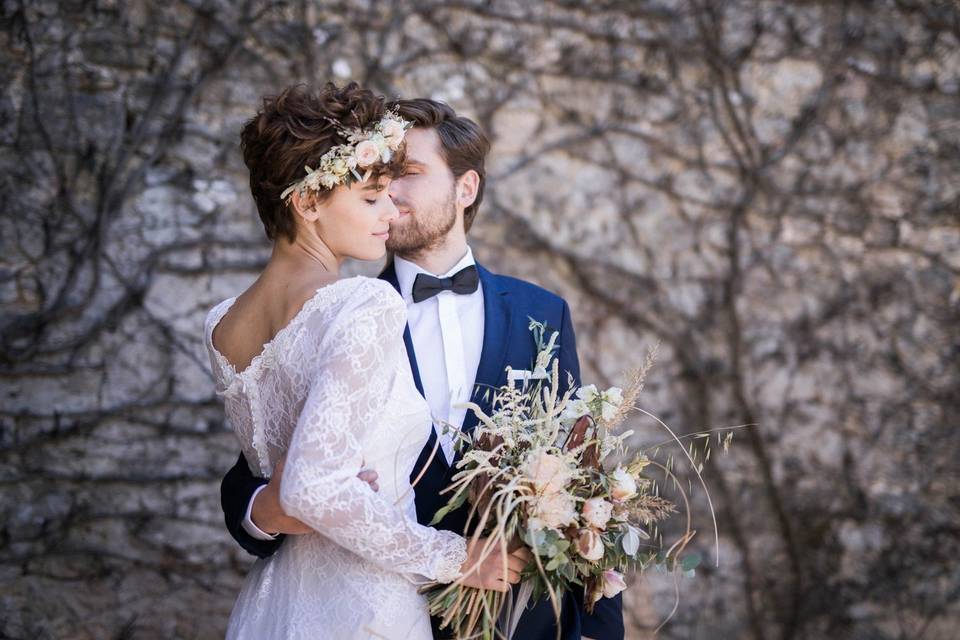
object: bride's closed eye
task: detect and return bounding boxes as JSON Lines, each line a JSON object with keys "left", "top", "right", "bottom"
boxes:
{"left": 364, "top": 184, "right": 388, "bottom": 205}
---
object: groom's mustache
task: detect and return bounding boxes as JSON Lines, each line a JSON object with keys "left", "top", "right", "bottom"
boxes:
{"left": 390, "top": 197, "right": 415, "bottom": 216}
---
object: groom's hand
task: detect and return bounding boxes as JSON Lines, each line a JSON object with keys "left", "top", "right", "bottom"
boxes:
{"left": 251, "top": 454, "right": 380, "bottom": 535}
{"left": 457, "top": 537, "right": 531, "bottom": 592}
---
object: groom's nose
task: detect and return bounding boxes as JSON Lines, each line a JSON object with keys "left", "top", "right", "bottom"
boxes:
{"left": 387, "top": 178, "right": 399, "bottom": 198}
{"left": 388, "top": 185, "right": 410, "bottom": 212}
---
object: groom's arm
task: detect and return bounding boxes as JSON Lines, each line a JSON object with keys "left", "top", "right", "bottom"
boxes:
{"left": 573, "top": 590, "right": 625, "bottom": 640}
{"left": 221, "top": 453, "right": 285, "bottom": 558}
{"left": 557, "top": 299, "right": 626, "bottom": 640}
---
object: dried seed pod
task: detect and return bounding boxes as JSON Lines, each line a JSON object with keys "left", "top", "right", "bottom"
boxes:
{"left": 564, "top": 415, "right": 593, "bottom": 451}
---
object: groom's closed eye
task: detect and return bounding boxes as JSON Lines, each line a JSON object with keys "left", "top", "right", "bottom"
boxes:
{"left": 401, "top": 161, "right": 427, "bottom": 176}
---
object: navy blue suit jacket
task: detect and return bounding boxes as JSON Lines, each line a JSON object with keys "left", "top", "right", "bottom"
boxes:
{"left": 219, "top": 261, "right": 624, "bottom": 640}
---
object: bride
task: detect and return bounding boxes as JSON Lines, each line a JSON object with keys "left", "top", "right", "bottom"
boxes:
{"left": 204, "top": 83, "right": 526, "bottom": 639}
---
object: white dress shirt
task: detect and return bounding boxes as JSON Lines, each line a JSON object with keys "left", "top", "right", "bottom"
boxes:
{"left": 242, "top": 246, "right": 486, "bottom": 541}
{"left": 394, "top": 247, "right": 485, "bottom": 464}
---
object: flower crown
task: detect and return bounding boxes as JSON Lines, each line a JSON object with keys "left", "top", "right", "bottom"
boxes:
{"left": 280, "top": 110, "right": 411, "bottom": 201}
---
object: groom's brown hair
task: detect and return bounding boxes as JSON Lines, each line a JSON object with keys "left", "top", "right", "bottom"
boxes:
{"left": 391, "top": 99, "right": 490, "bottom": 232}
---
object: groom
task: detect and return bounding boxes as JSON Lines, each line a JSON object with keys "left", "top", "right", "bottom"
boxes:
{"left": 220, "top": 99, "right": 625, "bottom": 640}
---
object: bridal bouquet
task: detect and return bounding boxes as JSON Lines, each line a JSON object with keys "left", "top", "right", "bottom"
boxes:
{"left": 423, "top": 321, "right": 722, "bottom": 639}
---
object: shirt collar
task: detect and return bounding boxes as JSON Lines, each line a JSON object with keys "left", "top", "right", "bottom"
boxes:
{"left": 394, "top": 246, "right": 477, "bottom": 301}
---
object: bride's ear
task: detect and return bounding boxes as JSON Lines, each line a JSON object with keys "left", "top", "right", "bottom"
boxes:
{"left": 290, "top": 191, "right": 322, "bottom": 223}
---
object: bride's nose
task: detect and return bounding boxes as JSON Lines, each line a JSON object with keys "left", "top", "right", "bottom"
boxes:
{"left": 381, "top": 195, "right": 400, "bottom": 222}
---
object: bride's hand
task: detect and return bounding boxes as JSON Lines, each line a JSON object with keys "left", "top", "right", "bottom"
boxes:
{"left": 252, "top": 454, "right": 380, "bottom": 535}
{"left": 456, "top": 536, "right": 530, "bottom": 592}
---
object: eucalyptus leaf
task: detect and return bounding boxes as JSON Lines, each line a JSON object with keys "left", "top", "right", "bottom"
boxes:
{"left": 428, "top": 489, "right": 468, "bottom": 525}
{"left": 428, "top": 504, "right": 452, "bottom": 526}
{"left": 622, "top": 527, "right": 640, "bottom": 556}
{"left": 529, "top": 528, "right": 547, "bottom": 548}
{"left": 681, "top": 553, "right": 701, "bottom": 572}
{"left": 448, "top": 489, "right": 468, "bottom": 510}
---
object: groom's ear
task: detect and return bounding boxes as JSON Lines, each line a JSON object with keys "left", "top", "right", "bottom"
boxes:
{"left": 455, "top": 170, "right": 480, "bottom": 212}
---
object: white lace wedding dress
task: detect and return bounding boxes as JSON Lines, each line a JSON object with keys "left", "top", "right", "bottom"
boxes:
{"left": 204, "top": 276, "right": 467, "bottom": 640}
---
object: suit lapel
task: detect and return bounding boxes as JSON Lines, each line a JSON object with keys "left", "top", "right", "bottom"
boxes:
{"left": 401, "top": 327, "right": 425, "bottom": 396}
{"left": 382, "top": 260, "right": 513, "bottom": 475}
{"left": 460, "top": 264, "right": 512, "bottom": 438}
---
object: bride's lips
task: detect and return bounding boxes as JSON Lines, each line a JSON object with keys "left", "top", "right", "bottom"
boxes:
{"left": 372, "top": 230, "right": 390, "bottom": 240}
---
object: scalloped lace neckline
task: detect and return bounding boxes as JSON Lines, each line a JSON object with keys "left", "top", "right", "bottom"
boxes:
{"left": 209, "top": 277, "right": 361, "bottom": 380}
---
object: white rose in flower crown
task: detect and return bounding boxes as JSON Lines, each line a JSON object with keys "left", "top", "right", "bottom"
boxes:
{"left": 354, "top": 140, "right": 381, "bottom": 168}
{"left": 581, "top": 497, "right": 614, "bottom": 530}
{"left": 576, "top": 528, "right": 605, "bottom": 562}
{"left": 381, "top": 119, "right": 406, "bottom": 147}
{"left": 609, "top": 466, "right": 638, "bottom": 502}
{"left": 524, "top": 448, "right": 573, "bottom": 494}
{"left": 533, "top": 492, "right": 578, "bottom": 530}
{"left": 601, "top": 569, "right": 627, "bottom": 598}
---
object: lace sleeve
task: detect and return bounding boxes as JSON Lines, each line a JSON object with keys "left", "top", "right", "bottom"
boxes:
{"left": 279, "top": 280, "right": 467, "bottom": 583}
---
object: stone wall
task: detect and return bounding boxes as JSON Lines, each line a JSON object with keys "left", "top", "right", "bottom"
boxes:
{"left": 2, "top": 1, "right": 958, "bottom": 638}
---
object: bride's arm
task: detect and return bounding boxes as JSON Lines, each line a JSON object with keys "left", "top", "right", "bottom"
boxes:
{"left": 279, "top": 285, "right": 468, "bottom": 582}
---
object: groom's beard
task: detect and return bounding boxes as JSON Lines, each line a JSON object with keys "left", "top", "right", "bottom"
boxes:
{"left": 385, "top": 187, "right": 458, "bottom": 259}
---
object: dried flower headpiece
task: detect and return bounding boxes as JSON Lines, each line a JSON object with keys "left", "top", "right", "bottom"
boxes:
{"left": 280, "top": 110, "right": 411, "bottom": 201}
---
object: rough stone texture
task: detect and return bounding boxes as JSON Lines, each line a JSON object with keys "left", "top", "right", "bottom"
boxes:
{"left": 2, "top": 1, "right": 958, "bottom": 639}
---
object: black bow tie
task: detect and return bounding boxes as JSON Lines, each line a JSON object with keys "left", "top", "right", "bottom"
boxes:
{"left": 411, "top": 265, "right": 480, "bottom": 303}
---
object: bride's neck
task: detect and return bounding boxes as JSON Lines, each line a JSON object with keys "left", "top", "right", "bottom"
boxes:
{"left": 270, "top": 234, "right": 340, "bottom": 277}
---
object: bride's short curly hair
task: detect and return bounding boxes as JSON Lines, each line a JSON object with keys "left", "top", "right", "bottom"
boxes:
{"left": 240, "top": 82, "right": 404, "bottom": 242}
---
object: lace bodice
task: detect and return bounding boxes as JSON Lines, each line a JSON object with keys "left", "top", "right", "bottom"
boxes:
{"left": 204, "top": 276, "right": 467, "bottom": 594}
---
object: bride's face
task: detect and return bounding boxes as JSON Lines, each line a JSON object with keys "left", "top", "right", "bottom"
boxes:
{"left": 312, "top": 177, "right": 399, "bottom": 262}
